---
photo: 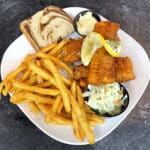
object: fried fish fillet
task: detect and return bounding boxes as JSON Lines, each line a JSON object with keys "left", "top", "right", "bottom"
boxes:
{"left": 94, "top": 21, "right": 120, "bottom": 41}
{"left": 73, "top": 21, "right": 135, "bottom": 85}
{"left": 60, "top": 38, "right": 84, "bottom": 63}
{"left": 88, "top": 47, "right": 116, "bottom": 85}
{"left": 74, "top": 66, "right": 89, "bottom": 80}
{"left": 79, "top": 78, "right": 88, "bottom": 88}
{"left": 74, "top": 49, "right": 135, "bottom": 85}
{"left": 115, "top": 57, "right": 135, "bottom": 82}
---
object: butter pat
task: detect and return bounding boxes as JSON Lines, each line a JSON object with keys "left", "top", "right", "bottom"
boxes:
{"left": 77, "top": 12, "right": 97, "bottom": 35}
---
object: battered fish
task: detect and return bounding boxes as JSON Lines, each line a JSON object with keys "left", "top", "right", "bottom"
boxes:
{"left": 88, "top": 47, "right": 116, "bottom": 85}
{"left": 73, "top": 21, "right": 135, "bottom": 85}
{"left": 79, "top": 78, "right": 88, "bottom": 88}
{"left": 60, "top": 38, "right": 84, "bottom": 63}
{"left": 115, "top": 57, "right": 135, "bottom": 82}
{"left": 74, "top": 65, "right": 89, "bottom": 80}
{"left": 74, "top": 49, "right": 135, "bottom": 85}
{"left": 94, "top": 21, "right": 120, "bottom": 41}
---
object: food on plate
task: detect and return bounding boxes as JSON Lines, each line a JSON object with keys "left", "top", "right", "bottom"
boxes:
{"left": 74, "top": 66, "right": 89, "bottom": 80}
{"left": 74, "top": 10, "right": 100, "bottom": 35}
{"left": 73, "top": 21, "right": 135, "bottom": 86}
{"left": 82, "top": 30, "right": 121, "bottom": 63}
{"left": 28, "top": 101, "right": 39, "bottom": 114}
{"left": 10, "top": 91, "right": 56, "bottom": 105}
{"left": 81, "top": 31, "right": 121, "bottom": 66}
{"left": 20, "top": 6, "right": 74, "bottom": 51}
{"left": 48, "top": 39, "right": 69, "bottom": 56}
{"left": 74, "top": 48, "right": 135, "bottom": 85}
{"left": 94, "top": 21, "right": 122, "bottom": 57}
{"left": 81, "top": 32, "right": 103, "bottom": 66}
{"left": 0, "top": 42, "right": 104, "bottom": 144}
{"left": 94, "top": 21, "right": 120, "bottom": 41}
{"left": 59, "top": 38, "right": 84, "bottom": 63}
{"left": 79, "top": 78, "right": 88, "bottom": 88}
{"left": 88, "top": 47, "right": 116, "bottom": 85}
{"left": 42, "top": 59, "right": 71, "bottom": 113}
{"left": 13, "top": 81, "right": 60, "bottom": 96}
{"left": 71, "top": 81, "right": 81, "bottom": 140}
{"left": 83, "top": 82, "right": 129, "bottom": 116}
{"left": 96, "top": 33, "right": 122, "bottom": 57}
{"left": 0, "top": 6, "right": 136, "bottom": 144}
{"left": 115, "top": 57, "right": 135, "bottom": 82}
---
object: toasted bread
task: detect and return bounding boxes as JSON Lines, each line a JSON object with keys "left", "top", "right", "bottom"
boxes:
{"left": 20, "top": 20, "right": 41, "bottom": 51}
{"left": 20, "top": 6, "right": 74, "bottom": 51}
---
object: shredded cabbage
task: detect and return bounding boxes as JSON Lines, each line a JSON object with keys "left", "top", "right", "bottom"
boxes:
{"left": 84, "top": 82, "right": 124, "bottom": 115}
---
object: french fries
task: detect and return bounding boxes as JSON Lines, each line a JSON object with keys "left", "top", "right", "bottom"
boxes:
{"left": 41, "top": 42, "right": 57, "bottom": 53}
{"left": 43, "top": 59, "right": 71, "bottom": 113}
{"left": 57, "top": 101, "right": 64, "bottom": 114}
{"left": 0, "top": 41, "right": 105, "bottom": 144}
{"left": 28, "top": 101, "right": 39, "bottom": 114}
{"left": 87, "top": 113, "right": 104, "bottom": 124}
{"left": 71, "top": 81, "right": 80, "bottom": 140}
{"left": 29, "top": 63, "right": 57, "bottom": 86}
{"left": 76, "top": 84, "right": 86, "bottom": 141}
{"left": 13, "top": 81, "right": 59, "bottom": 96}
{"left": 50, "top": 95, "right": 62, "bottom": 117}
{"left": 49, "top": 55, "right": 74, "bottom": 78}
{"left": 70, "top": 93, "right": 95, "bottom": 144}
{"left": 11, "top": 92, "right": 55, "bottom": 105}
{"left": 49, "top": 39, "right": 68, "bottom": 56}
{"left": 45, "top": 114, "right": 72, "bottom": 125}
{"left": 19, "top": 70, "right": 31, "bottom": 82}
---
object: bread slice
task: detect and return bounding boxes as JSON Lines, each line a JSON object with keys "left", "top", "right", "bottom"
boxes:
{"left": 20, "top": 20, "right": 41, "bottom": 51}
{"left": 43, "top": 6, "right": 72, "bottom": 21}
{"left": 20, "top": 6, "right": 74, "bottom": 51}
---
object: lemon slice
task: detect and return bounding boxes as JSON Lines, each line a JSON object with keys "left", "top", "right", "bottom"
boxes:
{"left": 81, "top": 32, "right": 121, "bottom": 66}
{"left": 81, "top": 32, "right": 102, "bottom": 66}
{"left": 98, "top": 33, "right": 122, "bottom": 57}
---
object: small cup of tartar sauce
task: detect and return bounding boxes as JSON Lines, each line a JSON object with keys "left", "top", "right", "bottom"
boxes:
{"left": 74, "top": 10, "right": 101, "bottom": 36}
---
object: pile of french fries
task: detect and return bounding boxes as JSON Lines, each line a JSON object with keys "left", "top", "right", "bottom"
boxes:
{"left": 0, "top": 40, "right": 104, "bottom": 144}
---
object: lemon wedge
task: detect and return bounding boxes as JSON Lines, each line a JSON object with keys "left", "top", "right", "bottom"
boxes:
{"left": 98, "top": 33, "right": 122, "bottom": 57}
{"left": 81, "top": 32, "right": 102, "bottom": 66}
{"left": 81, "top": 32, "right": 122, "bottom": 66}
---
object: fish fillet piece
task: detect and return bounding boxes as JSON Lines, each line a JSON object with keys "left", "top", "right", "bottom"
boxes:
{"left": 74, "top": 66, "right": 89, "bottom": 80}
{"left": 61, "top": 38, "right": 84, "bottom": 63}
{"left": 88, "top": 47, "right": 116, "bottom": 85}
{"left": 74, "top": 50, "right": 135, "bottom": 85}
{"left": 115, "top": 57, "right": 135, "bottom": 82}
{"left": 94, "top": 21, "right": 120, "bottom": 41}
{"left": 79, "top": 79, "right": 88, "bottom": 88}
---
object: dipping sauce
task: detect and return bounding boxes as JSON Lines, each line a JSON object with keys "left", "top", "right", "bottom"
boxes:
{"left": 76, "top": 12, "right": 98, "bottom": 35}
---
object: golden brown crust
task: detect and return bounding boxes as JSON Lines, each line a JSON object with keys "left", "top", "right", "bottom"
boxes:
{"left": 74, "top": 66, "right": 89, "bottom": 80}
{"left": 115, "top": 57, "right": 136, "bottom": 82}
{"left": 94, "top": 21, "right": 120, "bottom": 41}
{"left": 88, "top": 48, "right": 116, "bottom": 85}
{"left": 60, "top": 38, "right": 84, "bottom": 63}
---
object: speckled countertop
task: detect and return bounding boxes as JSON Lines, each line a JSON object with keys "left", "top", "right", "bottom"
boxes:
{"left": 0, "top": 0, "right": 150, "bottom": 150}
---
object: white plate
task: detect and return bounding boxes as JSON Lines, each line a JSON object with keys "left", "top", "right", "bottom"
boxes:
{"left": 1, "top": 7, "right": 150, "bottom": 145}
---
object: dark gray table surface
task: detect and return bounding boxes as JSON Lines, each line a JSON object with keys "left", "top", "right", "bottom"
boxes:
{"left": 0, "top": 0, "right": 150, "bottom": 150}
